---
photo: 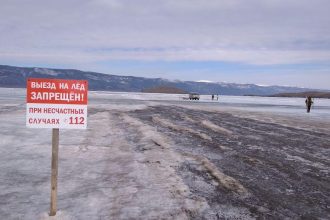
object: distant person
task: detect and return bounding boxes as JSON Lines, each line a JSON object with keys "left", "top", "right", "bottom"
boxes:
{"left": 216, "top": 94, "right": 219, "bottom": 101}
{"left": 305, "top": 96, "right": 313, "bottom": 113}
{"left": 212, "top": 94, "right": 214, "bottom": 100}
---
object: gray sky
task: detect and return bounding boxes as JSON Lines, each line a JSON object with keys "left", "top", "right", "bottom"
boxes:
{"left": 1, "top": 0, "right": 330, "bottom": 89}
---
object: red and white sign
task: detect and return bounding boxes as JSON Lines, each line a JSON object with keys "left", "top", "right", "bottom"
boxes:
{"left": 26, "top": 78, "right": 88, "bottom": 129}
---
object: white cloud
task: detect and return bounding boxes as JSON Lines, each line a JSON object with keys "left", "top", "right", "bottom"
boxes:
{"left": 2, "top": 47, "right": 330, "bottom": 66}
{"left": 1, "top": 0, "right": 330, "bottom": 65}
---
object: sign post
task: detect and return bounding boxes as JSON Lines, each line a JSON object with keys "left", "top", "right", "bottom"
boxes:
{"left": 50, "top": 128, "right": 59, "bottom": 216}
{"left": 26, "top": 78, "right": 88, "bottom": 216}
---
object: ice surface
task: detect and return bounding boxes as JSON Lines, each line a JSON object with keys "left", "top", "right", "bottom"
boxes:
{"left": 0, "top": 88, "right": 329, "bottom": 219}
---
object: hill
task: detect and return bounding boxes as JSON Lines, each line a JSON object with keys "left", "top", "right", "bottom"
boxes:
{"left": 0, "top": 64, "right": 325, "bottom": 95}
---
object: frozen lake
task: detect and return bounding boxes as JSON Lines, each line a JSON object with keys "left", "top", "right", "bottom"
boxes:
{"left": 90, "top": 90, "right": 330, "bottom": 124}
{"left": 2, "top": 88, "right": 330, "bottom": 118}
{"left": 0, "top": 88, "right": 329, "bottom": 219}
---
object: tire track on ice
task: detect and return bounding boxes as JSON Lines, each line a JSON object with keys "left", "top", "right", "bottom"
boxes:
{"left": 129, "top": 105, "right": 330, "bottom": 219}
{"left": 152, "top": 116, "right": 212, "bottom": 141}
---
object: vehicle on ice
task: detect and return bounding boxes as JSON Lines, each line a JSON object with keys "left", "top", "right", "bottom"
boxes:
{"left": 189, "top": 93, "right": 200, "bottom": 100}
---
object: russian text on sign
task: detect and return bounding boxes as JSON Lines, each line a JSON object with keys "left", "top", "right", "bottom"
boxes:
{"left": 26, "top": 78, "right": 88, "bottom": 129}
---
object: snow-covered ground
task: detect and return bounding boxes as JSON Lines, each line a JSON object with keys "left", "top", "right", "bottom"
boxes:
{"left": 0, "top": 88, "right": 329, "bottom": 219}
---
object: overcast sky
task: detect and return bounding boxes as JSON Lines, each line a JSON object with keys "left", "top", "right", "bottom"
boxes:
{"left": 1, "top": 0, "right": 330, "bottom": 89}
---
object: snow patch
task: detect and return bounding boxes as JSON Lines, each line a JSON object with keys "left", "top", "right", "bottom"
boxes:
{"left": 196, "top": 80, "right": 213, "bottom": 83}
{"left": 152, "top": 116, "right": 212, "bottom": 141}
{"left": 34, "top": 68, "right": 59, "bottom": 76}
{"left": 182, "top": 153, "right": 249, "bottom": 197}
{"left": 201, "top": 120, "right": 233, "bottom": 135}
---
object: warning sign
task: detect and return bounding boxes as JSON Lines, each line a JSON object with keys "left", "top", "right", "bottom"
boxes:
{"left": 26, "top": 78, "right": 88, "bottom": 129}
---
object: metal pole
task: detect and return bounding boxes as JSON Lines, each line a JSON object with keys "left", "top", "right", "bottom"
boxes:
{"left": 50, "top": 128, "right": 59, "bottom": 216}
